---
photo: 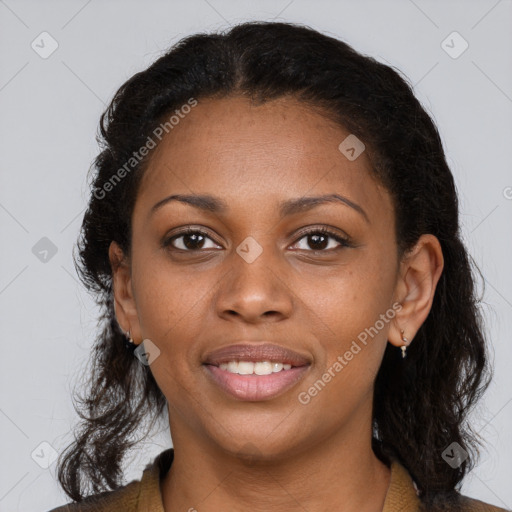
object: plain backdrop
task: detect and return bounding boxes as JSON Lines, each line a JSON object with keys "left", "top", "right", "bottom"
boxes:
{"left": 1, "top": 1, "right": 511, "bottom": 510}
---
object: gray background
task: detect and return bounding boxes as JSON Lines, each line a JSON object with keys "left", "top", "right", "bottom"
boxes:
{"left": 1, "top": 0, "right": 511, "bottom": 510}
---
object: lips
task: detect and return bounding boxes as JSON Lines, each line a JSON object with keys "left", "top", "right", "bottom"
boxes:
{"left": 202, "top": 343, "right": 311, "bottom": 401}
{"left": 203, "top": 343, "right": 311, "bottom": 367}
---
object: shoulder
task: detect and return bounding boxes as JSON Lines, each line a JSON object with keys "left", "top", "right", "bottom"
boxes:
{"left": 47, "top": 448, "right": 174, "bottom": 512}
{"left": 388, "top": 457, "right": 509, "bottom": 512}
{"left": 47, "top": 478, "right": 143, "bottom": 512}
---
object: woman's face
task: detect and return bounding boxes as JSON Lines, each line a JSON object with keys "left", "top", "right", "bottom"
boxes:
{"left": 113, "top": 95, "right": 408, "bottom": 459}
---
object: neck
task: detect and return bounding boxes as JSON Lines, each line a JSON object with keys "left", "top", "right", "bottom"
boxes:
{"left": 161, "top": 410, "right": 391, "bottom": 512}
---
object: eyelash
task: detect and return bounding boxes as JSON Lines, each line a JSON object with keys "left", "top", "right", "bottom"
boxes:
{"left": 162, "top": 226, "right": 353, "bottom": 253}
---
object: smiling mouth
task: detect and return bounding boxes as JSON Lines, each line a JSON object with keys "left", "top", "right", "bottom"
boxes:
{"left": 203, "top": 363, "right": 310, "bottom": 401}
{"left": 202, "top": 343, "right": 311, "bottom": 401}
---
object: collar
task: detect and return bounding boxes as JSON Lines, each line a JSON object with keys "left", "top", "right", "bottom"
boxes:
{"left": 382, "top": 457, "right": 422, "bottom": 512}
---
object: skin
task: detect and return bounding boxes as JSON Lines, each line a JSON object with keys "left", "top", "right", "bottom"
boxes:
{"left": 109, "top": 95, "right": 444, "bottom": 512}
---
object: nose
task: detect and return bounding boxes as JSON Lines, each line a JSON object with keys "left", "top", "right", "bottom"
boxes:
{"left": 214, "top": 243, "right": 294, "bottom": 324}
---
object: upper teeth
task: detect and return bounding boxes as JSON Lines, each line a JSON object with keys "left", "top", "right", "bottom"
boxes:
{"left": 219, "top": 361, "right": 292, "bottom": 375}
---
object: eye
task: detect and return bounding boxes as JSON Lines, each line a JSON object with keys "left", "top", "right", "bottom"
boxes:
{"left": 163, "top": 226, "right": 353, "bottom": 253}
{"left": 163, "top": 228, "right": 221, "bottom": 251}
{"left": 291, "top": 227, "right": 352, "bottom": 252}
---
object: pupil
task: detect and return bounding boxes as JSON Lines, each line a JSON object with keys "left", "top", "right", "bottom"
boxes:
{"left": 184, "top": 233, "right": 204, "bottom": 250}
{"left": 309, "top": 234, "right": 327, "bottom": 250}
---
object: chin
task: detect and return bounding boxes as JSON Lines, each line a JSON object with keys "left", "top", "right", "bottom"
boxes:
{"left": 206, "top": 422, "right": 308, "bottom": 464}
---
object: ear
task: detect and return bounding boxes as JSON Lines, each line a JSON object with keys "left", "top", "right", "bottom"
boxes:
{"left": 388, "top": 234, "right": 444, "bottom": 349}
{"left": 109, "top": 241, "right": 142, "bottom": 345}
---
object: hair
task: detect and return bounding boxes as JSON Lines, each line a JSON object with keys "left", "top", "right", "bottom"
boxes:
{"left": 57, "top": 20, "right": 492, "bottom": 511}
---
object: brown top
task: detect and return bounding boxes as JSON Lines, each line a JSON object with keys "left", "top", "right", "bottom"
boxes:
{"left": 49, "top": 449, "right": 509, "bottom": 512}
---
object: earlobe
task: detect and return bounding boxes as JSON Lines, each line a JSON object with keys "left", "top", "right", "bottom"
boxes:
{"left": 389, "top": 234, "right": 444, "bottom": 351}
{"left": 108, "top": 241, "right": 142, "bottom": 344}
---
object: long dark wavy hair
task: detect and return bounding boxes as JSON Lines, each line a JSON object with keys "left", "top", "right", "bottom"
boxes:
{"left": 57, "top": 21, "right": 492, "bottom": 511}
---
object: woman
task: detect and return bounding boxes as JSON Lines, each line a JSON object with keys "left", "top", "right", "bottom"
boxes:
{"left": 49, "top": 20, "right": 507, "bottom": 512}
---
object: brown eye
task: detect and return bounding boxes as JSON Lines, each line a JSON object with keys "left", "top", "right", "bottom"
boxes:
{"left": 292, "top": 228, "right": 352, "bottom": 252}
{"left": 164, "top": 229, "right": 221, "bottom": 251}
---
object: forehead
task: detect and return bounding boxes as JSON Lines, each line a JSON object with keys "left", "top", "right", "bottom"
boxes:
{"left": 135, "top": 95, "right": 393, "bottom": 223}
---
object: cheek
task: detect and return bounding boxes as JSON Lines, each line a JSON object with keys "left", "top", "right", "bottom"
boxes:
{"left": 299, "top": 254, "right": 396, "bottom": 392}
{"left": 131, "top": 252, "right": 215, "bottom": 367}
{"left": 295, "top": 270, "right": 392, "bottom": 429}
{"left": 305, "top": 259, "right": 395, "bottom": 343}
{"left": 133, "top": 249, "right": 196, "bottom": 319}
{"left": 131, "top": 257, "right": 211, "bottom": 403}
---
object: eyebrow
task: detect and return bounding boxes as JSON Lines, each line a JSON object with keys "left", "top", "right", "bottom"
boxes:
{"left": 150, "top": 193, "right": 369, "bottom": 223}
